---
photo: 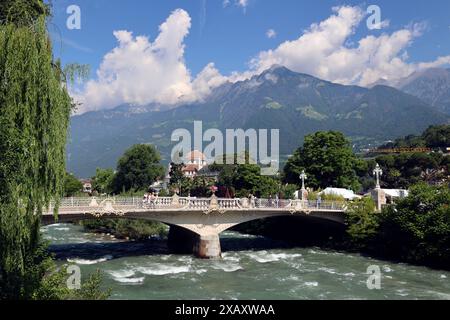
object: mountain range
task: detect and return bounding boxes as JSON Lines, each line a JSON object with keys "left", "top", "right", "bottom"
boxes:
{"left": 394, "top": 68, "right": 450, "bottom": 115}
{"left": 68, "top": 66, "right": 449, "bottom": 177}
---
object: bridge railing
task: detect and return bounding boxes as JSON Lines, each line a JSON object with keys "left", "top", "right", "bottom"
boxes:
{"left": 218, "top": 198, "right": 242, "bottom": 209}
{"left": 45, "top": 196, "right": 346, "bottom": 214}
{"left": 290, "top": 200, "right": 347, "bottom": 211}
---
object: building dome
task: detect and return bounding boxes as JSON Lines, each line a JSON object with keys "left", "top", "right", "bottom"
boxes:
{"left": 185, "top": 150, "right": 206, "bottom": 162}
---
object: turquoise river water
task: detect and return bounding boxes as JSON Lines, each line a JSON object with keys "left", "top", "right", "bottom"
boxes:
{"left": 42, "top": 223, "right": 450, "bottom": 300}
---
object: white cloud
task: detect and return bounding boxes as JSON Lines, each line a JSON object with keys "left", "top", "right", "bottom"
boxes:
{"left": 191, "top": 63, "right": 228, "bottom": 100}
{"left": 74, "top": 9, "right": 224, "bottom": 114}
{"left": 266, "top": 29, "right": 277, "bottom": 39}
{"left": 237, "top": 0, "right": 249, "bottom": 9}
{"left": 223, "top": 0, "right": 250, "bottom": 11}
{"left": 75, "top": 6, "right": 450, "bottom": 114}
{"left": 240, "top": 6, "right": 450, "bottom": 87}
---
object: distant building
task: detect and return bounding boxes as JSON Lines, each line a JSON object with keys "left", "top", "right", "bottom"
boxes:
{"left": 166, "top": 150, "right": 210, "bottom": 182}
{"left": 182, "top": 150, "right": 208, "bottom": 178}
{"left": 80, "top": 179, "right": 92, "bottom": 194}
{"left": 182, "top": 164, "right": 201, "bottom": 178}
{"left": 186, "top": 150, "right": 207, "bottom": 168}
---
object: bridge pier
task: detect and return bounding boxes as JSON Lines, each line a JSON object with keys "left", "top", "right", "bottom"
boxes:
{"left": 193, "top": 234, "right": 222, "bottom": 259}
{"left": 168, "top": 226, "right": 222, "bottom": 259}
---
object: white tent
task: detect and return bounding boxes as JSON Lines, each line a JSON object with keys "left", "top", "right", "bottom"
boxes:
{"left": 319, "top": 188, "right": 362, "bottom": 200}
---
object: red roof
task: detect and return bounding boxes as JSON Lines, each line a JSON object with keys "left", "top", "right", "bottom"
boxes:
{"left": 182, "top": 164, "right": 200, "bottom": 172}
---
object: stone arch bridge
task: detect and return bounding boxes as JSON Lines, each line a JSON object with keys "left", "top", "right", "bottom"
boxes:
{"left": 42, "top": 195, "right": 347, "bottom": 258}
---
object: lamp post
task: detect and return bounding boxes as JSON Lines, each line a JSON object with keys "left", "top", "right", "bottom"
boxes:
{"left": 299, "top": 170, "right": 307, "bottom": 201}
{"left": 299, "top": 170, "right": 307, "bottom": 191}
{"left": 373, "top": 163, "right": 383, "bottom": 189}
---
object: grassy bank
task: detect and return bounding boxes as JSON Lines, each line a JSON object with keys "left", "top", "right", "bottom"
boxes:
{"left": 80, "top": 219, "right": 169, "bottom": 241}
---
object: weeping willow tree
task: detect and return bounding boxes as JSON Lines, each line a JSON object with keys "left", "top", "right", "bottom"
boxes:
{"left": 0, "top": 1, "right": 72, "bottom": 299}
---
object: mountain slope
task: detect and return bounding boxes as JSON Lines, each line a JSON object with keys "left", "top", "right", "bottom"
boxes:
{"left": 395, "top": 68, "right": 450, "bottom": 115}
{"left": 68, "top": 66, "right": 449, "bottom": 177}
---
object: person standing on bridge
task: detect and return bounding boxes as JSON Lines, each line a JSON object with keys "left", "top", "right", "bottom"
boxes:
{"left": 248, "top": 194, "right": 256, "bottom": 208}
{"left": 148, "top": 191, "right": 158, "bottom": 208}
{"left": 143, "top": 193, "right": 149, "bottom": 207}
{"left": 268, "top": 195, "right": 273, "bottom": 207}
{"left": 317, "top": 195, "right": 322, "bottom": 209}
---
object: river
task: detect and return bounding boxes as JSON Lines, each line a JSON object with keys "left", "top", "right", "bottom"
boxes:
{"left": 42, "top": 223, "right": 450, "bottom": 300}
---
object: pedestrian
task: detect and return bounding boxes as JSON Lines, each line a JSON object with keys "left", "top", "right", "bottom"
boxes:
{"left": 249, "top": 193, "right": 256, "bottom": 208}
{"left": 317, "top": 195, "right": 322, "bottom": 208}
{"left": 143, "top": 193, "right": 148, "bottom": 207}
{"left": 149, "top": 192, "right": 156, "bottom": 208}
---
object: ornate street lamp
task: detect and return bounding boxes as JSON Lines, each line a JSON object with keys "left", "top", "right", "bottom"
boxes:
{"left": 373, "top": 163, "right": 383, "bottom": 189}
{"left": 299, "top": 170, "right": 307, "bottom": 191}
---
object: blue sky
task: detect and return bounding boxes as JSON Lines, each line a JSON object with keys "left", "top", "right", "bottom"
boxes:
{"left": 48, "top": 0, "right": 450, "bottom": 113}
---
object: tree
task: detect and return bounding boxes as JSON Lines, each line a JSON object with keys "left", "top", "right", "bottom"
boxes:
{"left": 64, "top": 173, "right": 83, "bottom": 197}
{"left": 284, "top": 131, "right": 363, "bottom": 191}
{"left": 345, "top": 197, "right": 378, "bottom": 248}
{"left": 0, "top": 1, "right": 72, "bottom": 298}
{"left": 376, "top": 152, "right": 446, "bottom": 189}
{"left": 378, "top": 183, "right": 450, "bottom": 268}
{"left": 190, "top": 176, "right": 216, "bottom": 197}
{"left": 32, "top": 267, "right": 111, "bottom": 300}
{"left": 423, "top": 125, "right": 450, "bottom": 149}
{"left": 0, "top": 0, "right": 49, "bottom": 27}
{"left": 212, "top": 161, "right": 281, "bottom": 198}
{"left": 113, "top": 144, "right": 164, "bottom": 193}
{"left": 92, "top": 168, "right": 115, "bottom": 195}
{"left": 169, "top": 162, "right": 184, "bottom": 186}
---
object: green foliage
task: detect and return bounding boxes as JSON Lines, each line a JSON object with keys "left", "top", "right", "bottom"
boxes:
{"left": 423, "top": 125, "right": 450, "bottom": 149}
{"left": 167, "top": 162, "right": 193, "bottom": 196}
{"left": 112, "top": 144, "right": 164, "bottom": 193}
{"left": 64, "top": 173, "right": 83, "bottom": 197}
{"left": 190, "top": 176, "right": 216, "bottom": 197}
{"left": 342, "top": 183, "right": 450, "bottom": 269}
{"left": 345, "top": 197, "right": 378, "bottom": 247}
{"left": 378, "top": 183, "right": 450, "bottom": 268}
{"left": 280, "top": 184, "right": 298, "bottom": 200}
{"left": 33, "top": 266, "right": 111, "bottom": 300}
{"left": 0, "top": 0, "right": 49, "bottom": 27}
{"left": 375, "top": 152, "right": 447, "bottom": 188}
{"left": 380, "top": 124, "right": 450, "bottom": 151}
{"left": 63, "top": 64, "right": 90, "bottom": 86}
{"left": 92, "top": 168, "right": 114, "bottom": 195}
{"left": 169, "top": 162, "right": 184, "bottom": 186}
{"left": 212, "top": 159, "right": 281, "bottom": 198}
{"left": 82, "top": 219, "right": 168, "bottom": 241}
{"left": 0, "top": 13, "right": 72, "bottom": 298}
{"left": 284, "top": 131, "right": 363, "bottom": 191}
{"left": 306, "top": 191, "right": 345, "bottom": 201}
